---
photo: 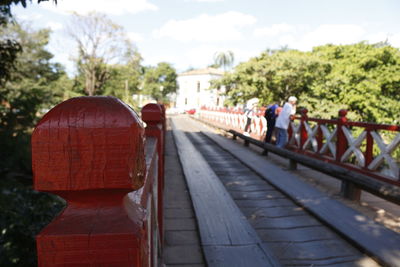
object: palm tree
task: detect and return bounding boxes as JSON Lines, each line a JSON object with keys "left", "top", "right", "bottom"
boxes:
{"left": 213, "top": 50, "right": 234, "bottom": 71}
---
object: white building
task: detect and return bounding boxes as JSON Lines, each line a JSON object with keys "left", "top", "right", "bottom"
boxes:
{"left": 175, "top": 68, "right": 226, "bottom": 110}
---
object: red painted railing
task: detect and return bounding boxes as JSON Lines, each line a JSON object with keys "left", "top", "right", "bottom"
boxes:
{"left": 198, "top": 107, "right": 400, "bottom": 186}
{"left": 32, "top": 97, "right": 165, "bottom": 266}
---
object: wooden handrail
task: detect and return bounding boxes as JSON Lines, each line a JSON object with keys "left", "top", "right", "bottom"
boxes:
{"left": 32, "top": 96, "right": 165, "bottom": 266}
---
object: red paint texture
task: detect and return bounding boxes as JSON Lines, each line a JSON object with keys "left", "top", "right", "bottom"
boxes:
{"left": 32, "top": 96, "right": 153, "bottom": 266}
{"left": 336, "top": 109, "right": 348, "bottom": 162}
{"left": 300, "top": 109, "right": 308, "bottom": 149}
{"left": 32, "top": 96, "right": 146, "bottom": 191}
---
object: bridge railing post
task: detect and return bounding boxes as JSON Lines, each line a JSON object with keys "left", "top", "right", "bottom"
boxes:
{"left": 32, "top": 96, "right": 159, "bottom": 266}
{"left": 336, "top": 109, "right": 348, "bottom": 161}
{"left": 159, "top": 104, "right": 166, "bottom": 136}
{"left": 336, "top": 109, "right": 361, "bottom": 201}
{"left": 300, "top": 108, "right": 308, "bottom": 149}
{"left": 288, "top": 109, "right": 308, "bottom": 170}
{"left": 365, "top": 127, "right": 374, "bottom": 168}
{"left": 141, "top": 103, "right": 165, "bottom": 246}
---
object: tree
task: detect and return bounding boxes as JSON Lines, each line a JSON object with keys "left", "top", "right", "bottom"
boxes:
{"left": 214, "top": 50, "right": 234, "bottom": 71}
{"left": 214, "top": 42, "right": 400, "bottom": 124}
{"left": 1, "top": 1, "right": 21, "bottom": 84}
{"left": 142, "top": 62, "right": 178, "bottom": 103}
{"left": 102, "top": 43, "right": 144, "bottom": 107}
{"left": 0, "top": 2, "right": 57, "bottom": 84}
{"left": 67, "top": 12, "right": 129, "bottom": 96}
{"left": 0, "top": 21, "right": 66, "bottom": 172}
{"left": 0, "top": 18, "right": 66, "bottom": 267}
{"left": 0, "top": 39, "right": 21, "bottom": 85}
{"left": 214, "top": 49, "right": 330, "bottom": 106}
{"left": 303, "top": 43, "right": 400, "bottom": 123}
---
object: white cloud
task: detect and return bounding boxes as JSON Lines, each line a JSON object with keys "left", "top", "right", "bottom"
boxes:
{"left": 154, "top": 11, "right": 256, "bottom": 42}
{"left": 170, "top": 45, "right": 256, "bottom": 71}
{"left": 278, "top": 34, "right": 296, "bottom": 47}
{"left": 17, "top": 13, "right": 43, "bottom": 21}
{"left": 367, "top": 32, "right": 400, "bottom": 47}
{"left": 254, "top": 23, "right": 295, "bottom": 37}
{"left": 40, "top": 0, "right": 158, "bottom": 15}
{"left": 256, "top": 24, "right": 372, "bottom": 51}
{"left": 189, "top": 0, "right": 225, "bottom": 2}
{"left": 367, "top": 32, "right": 390, "bottom": 44}
{"left": 127, "top": 32, "right": 144, "bottom": 42}
{"left": 185, "top": 45, "right": 221, "bottom": 67}
{"left": 388, "top": 33, "right": 400, "bottom": 47}
{"left": 298, "top": 24, "right": 366, "bottom": 49}
{"left": 46, "top": 22, "right": 63, "bottom": 31}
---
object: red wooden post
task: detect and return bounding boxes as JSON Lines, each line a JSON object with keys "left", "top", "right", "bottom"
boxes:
{"left": 287, "top": 124, "right": 293, "bottom": 146}
{"left": 141, "top": 103, "right": 164, "bottom": 245}
{"left": 317, "top": 123, "right": 323, "bottom": 152}
{"left": 32, "top": 96, "right": 151, "bottom": 266}
{"left": 159, "top": 104, "right": 166, "bottom": 135}
{"left": 300, "top": 108, "right": 308, "bottom": 150}
{"left": 336, "top": 109, "right": 361, "bottom": 200}
{"left": 336, "top": 109, "right": 348, "bottom": 161}
{"left": 365, "top": 128, "right": 373, "bottom": 168}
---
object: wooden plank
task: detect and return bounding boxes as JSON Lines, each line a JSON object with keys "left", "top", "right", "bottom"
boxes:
{"left": 163, "top": 245, "right": 204, "bottom": 265}
{"left": 268, "top": 239, "right": 364, "bottom": 266}
{"left": 256, "top": 226, "right": 337, "bottom": 242}
{"left": 165, "top": 231, "right": 201, "bottom": 245}
{"left": 249, "top": 215, "right": 321, "bottom": 230}
{"left": 241, "top": 206, "right": 306, "bottom": 218}
{"left": 235, "top": 199, "right": 296, "bottom": 208}
{"left": 171, "top": 118, "right": 280, "bottom": 267}
{"left": 230, "top": 190, "right": 286, "bottom": 200}
{"left": 203, "top": 245, "right": 278, "bottom": 267}
{"left": 163, "top": 128, "right": 206, "bottom": 266}
{"left": 164, "top": 208, "right": 195, "bottom": 219}
{"left": 201, "top": 129, "right": 400, "bottom": 267}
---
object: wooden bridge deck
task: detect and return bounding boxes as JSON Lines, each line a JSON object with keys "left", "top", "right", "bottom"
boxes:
{"left": 162, "top": 115, "right": 400, "bottom": 267}
{"left": 163, "top": 122, "right": 205, "bottom": 266}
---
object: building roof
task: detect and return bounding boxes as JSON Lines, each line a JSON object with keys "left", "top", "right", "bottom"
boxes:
{"left": 179, "top": 67, "right": 225, "bottom": 77}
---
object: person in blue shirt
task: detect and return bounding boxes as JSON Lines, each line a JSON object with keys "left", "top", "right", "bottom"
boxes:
{"left": 264, "top": 103, "right": 279, "bottom": 143}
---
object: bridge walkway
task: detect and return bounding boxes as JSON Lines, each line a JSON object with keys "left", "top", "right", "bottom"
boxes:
{"left": 162, "top": 115, "right": 400, "bottom": 267}
{"left": 162, "top": 118, "right": 206, "bottom": 266}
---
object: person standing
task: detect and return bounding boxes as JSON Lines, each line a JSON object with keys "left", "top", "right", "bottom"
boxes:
{"left": 264, "top": 103, "right": 279, "bottom": 143}
{"left": 275, "top": 96, "right": 297, "bottom": 148}
{"left": 243, "top": 98, "right": 258, "bottom": 136}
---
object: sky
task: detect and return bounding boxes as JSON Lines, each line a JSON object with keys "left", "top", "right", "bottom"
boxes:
{"left": 11, "top": 0, "right": 400, "bottom": 75}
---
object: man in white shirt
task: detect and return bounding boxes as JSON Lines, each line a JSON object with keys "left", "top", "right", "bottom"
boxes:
{"left": 275, "top": 96, "right": 297, "bottom": 148}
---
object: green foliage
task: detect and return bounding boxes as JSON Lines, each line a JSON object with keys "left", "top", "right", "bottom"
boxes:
{"left": 0, "top": 22, "right": 65, "bottom": 173}
{"left": 0, "top": 176, "right": 65, "bottom": 266}
{"left": 305, "top": 43, "right": 400, "bottom": 122}
{"left": 0, "top": 39, "right": 21, "bottom": 84}
{"left": 217, "top": 43, "right": 400, "bottom": 123}
{"left": 102, "top": 47, "right": 144, "bottom": 107}
{"left": 0, "top": 2, "right": 64, "bottom": 265}
{"left": 215, "top": 49, "right": 330, "bottom": 107}
{"left": 142, "top": 62, "right": 178, "bottom": 103}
